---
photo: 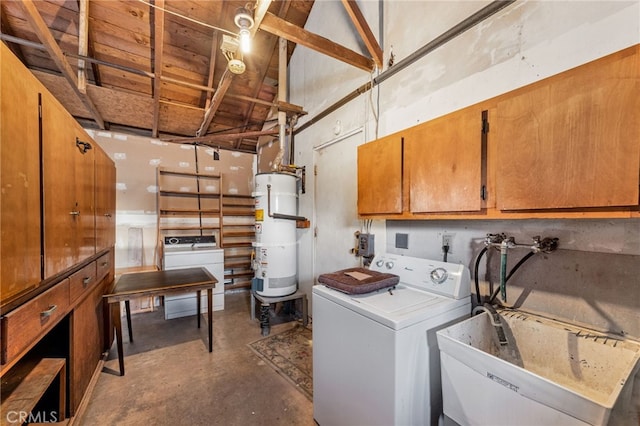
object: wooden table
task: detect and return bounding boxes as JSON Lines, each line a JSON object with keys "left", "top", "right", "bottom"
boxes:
{"left": 104, "top": 267, "right": 217, "bottom": 376}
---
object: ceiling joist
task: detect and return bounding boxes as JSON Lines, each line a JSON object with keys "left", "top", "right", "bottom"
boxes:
{"left": 260, "top": 12, "right": 375, "bottom": 72}
{"left": 20, "top": 0, "right": 105, "bottom": 129}
{"left": 341, "top": 0, "right": 383, "bottom": 69}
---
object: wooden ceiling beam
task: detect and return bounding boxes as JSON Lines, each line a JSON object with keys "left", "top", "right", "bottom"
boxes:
{"left": 20, "top": 0, "right": 105, "bottom": 129}
{"left": 165, "top": 129, "right": 278, "bottom": 144}
{"left": 196, "top": 68, "right": 234, "bottom": 137}
{"left": 77, "top": 0, "right": 89, "bottom": 93}
{"left": 251, "top": 0, "right": 273, "bottom": 37}
{"left": 260, "top": 11, "right": 375, "bottom": 72}
{"left": 151, "top": 0, "right": 165, "bottom": 138}
{"left": 341, "top": 0, "right": 383, "bottom": 69}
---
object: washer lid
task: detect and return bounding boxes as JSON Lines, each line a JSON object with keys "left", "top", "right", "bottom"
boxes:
{"left": 313, "top": 284, "right": 470, "bottom": 330}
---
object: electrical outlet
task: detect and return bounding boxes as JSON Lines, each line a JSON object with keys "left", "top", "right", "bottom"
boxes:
{"left": 441, "top": 233, "right": 454, "bottom": 254}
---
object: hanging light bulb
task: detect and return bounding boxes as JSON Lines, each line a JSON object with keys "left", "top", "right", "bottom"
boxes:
{"left": 239, "top": 28, "right": 251, "bottom": 53}
{"left": 234, "top": 7, "right": 254, "bottom": 54}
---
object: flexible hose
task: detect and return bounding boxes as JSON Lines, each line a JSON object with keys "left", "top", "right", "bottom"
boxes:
{"left": 489, "top": 251, "right": 536, "bottom": 304}
{"left": 474, "top": 246, "right": 489, "bottom": 305}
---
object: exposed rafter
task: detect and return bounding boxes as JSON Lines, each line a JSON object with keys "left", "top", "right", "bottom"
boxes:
{"left": 165, "top": 129, "right": 279, "bottom": 144}
{"left": 196, "top": 69, "right": 234, "bottom": 137}
{"left": 260, "top": 12, "right": 375, "bottom": 72}
{"left": 77, "top": 0, "right": 89, "bottom": 93}
{"left": 20, "top": 0, "right": 105, "bottom": 129}
{"left": 341, "top": 0, "right": 383, "bottom": 69}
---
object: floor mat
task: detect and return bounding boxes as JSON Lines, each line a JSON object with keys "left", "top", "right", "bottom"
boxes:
{"left": 248, "top": 325, "right": 313, "bottom": 400}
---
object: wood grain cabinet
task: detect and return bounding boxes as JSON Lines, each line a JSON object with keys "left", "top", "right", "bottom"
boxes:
{"left": 0, "top": 43, "right": 43, "bottom": 301}
{"left": 495, "top": 46, "right": 640, "bottom": 211}
{"left": 357, "top": 45, "right": 640, "bottom": 219}
{"left": 357, "top": 133, "right": 403, "bottom": 215}
{"left": 405, "top": 106, "right": 487, "bottom": 213}
{"left": 69, "top": 275, "right": 107, "bottom": 415}
{"left": 41, "top": 92, "right": 96, "bottom": 278}
{"left": 95, "top": 146, "right": 116, "bottom": 251}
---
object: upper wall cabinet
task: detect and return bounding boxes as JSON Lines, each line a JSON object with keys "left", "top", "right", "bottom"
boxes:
{"left": 405, "top": 106, "right": 487, "bottom": 213}
{"left": 495, "top": 46, "right": 640, "bottom": 210}
{"left": 41, "top": 92, "right": 96, "bottom": 278}
{"left": 1, "top": 44, "right": 42, "bottom": 301}
{"left": 358, "top": 134, "right": 403, "bottom": 214}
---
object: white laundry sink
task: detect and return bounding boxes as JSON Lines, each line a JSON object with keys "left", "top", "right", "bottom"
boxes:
{"left": 436, "top": 310, "right": 640, "bottom": 426}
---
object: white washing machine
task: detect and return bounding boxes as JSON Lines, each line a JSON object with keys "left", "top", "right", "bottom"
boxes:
{"left": 163, "top": 236, "right": 224, "bottom": 319}
{"left": 312, "top": 253, "right": 471, "bottom": 426}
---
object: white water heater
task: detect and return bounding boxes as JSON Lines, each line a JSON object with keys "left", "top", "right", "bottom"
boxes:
{"left": 252, "top": 172, "right": 298, "bottom": 297}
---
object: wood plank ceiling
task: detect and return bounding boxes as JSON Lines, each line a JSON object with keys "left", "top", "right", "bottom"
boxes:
{"left": 1, "top": 0, "right": 382, "bottom": 154}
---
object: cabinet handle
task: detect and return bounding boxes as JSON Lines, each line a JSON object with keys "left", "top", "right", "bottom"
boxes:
{"left": 69, "top": 210, "right": 80, "bottom": 216}
{"left": 76, "top": 137, "right": 92, "bottom": 154}
{"left": 105, "top": 213, "right": 112, "bottom": 218}
{"left": 41, "top": 305, "right": 57, "bottom": 317}
{"left": 101, "top": 262, "right": 109, "bottom": 267}
{"left": 83, "top": 277, "right": 91, "bottom": 287}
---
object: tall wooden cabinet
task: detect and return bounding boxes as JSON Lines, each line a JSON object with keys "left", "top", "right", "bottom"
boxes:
{"left": 0, "top": 43, "right": 42, "bottom": 302}
{"left": 1, "top": 43, "right": 116, "bottom": 419}
{"left": 41, "top": 91, "right": 97, "bottom": 278}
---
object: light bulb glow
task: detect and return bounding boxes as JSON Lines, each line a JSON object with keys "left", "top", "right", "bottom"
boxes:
{"left": 239, "top": 29, "right": 251, "bottom": 53}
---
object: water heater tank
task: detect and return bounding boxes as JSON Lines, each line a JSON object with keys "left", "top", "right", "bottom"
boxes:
{"left": 252, "top": 172, "right": 298, "bottom": 297}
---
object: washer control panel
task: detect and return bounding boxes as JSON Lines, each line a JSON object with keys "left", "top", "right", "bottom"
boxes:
{"left": 370, "top": 254, "right": 470, "bottom": 299}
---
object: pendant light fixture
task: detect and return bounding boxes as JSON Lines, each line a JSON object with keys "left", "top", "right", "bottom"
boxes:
{"left": 234, "top": 6, "right": 254, "bottom": 53}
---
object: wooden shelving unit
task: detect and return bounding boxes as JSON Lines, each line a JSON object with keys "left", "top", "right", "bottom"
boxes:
{"left": 155, "top": 168, "right": 222, "bottom": 263}
{"left": 221, "top": 194, "right": 255, "bottom": 290}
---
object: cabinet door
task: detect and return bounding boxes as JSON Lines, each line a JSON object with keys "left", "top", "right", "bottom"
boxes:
{"left": 95, "top": 146, "right": 116, "bottom": 251}
{"left": 496, "top": 46, "right": 640, "bottom": 210}
{"left": 405, "top": 106, "right": 485, "bottom": 213}
{"left": 357, "top": 134, "right": 403, "bottom": 214}
{"left": 41, "top": 93, "right": 96, "bottom": 277}
{"left": 1, "top": 44, "right": 42, "bottom": 301}
{"left": 70, "top": 277, "right": 105, "bottom": 415}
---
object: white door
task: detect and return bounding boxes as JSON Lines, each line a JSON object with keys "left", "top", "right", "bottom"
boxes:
{"left": 313, "top": 130, "right": 364, "bottom": 280}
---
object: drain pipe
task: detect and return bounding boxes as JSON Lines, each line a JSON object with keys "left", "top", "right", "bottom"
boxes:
{"left": 295, "top": 0, "right": 516, "bottom": 135}
{"left": 273, "top": 37, "right": 288, "bottom": 170}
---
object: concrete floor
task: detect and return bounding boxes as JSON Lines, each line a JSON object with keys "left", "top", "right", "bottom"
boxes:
{"left": 79, "top": 291, "right": 315, "bottom": 425}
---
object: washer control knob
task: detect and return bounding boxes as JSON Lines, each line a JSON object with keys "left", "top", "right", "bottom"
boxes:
{"left": 375, "top": 259, "right": 384, "bottom": 267}
{"left": 168, "top": 237, "right": 179, "bottom": 245}
{"left": 385, "top": 261, "right": 394, "bottom": 270}
{"left": 430, "top": 267, "right": 448, "bottom": 284}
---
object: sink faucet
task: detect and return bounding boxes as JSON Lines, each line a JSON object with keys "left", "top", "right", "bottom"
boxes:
{"left": 473, "top": 303, "right": 508, "bottom": 346}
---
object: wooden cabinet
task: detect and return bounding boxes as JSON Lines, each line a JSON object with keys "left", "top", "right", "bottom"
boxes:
{"left": 0, "top": 43, "right": 43, "bottom": 301}
{"left": 357, "top": 134, "right": 403, "bottom": 215}
{"left": 1, "top": 43, "right": 116, "bottom": 421}
{"left": 405, "top": 106, "right": 487, "bottom": 213}
{"left": 495, "top": 46, "right": 640, "bottom": 210}
{"left": 358, "top": 45, "right": 640, "bottom": 219}
{"left": 41, "top": 94, "right": 96, "bottom": 278}
{"left": 69, "top": 276, "right": 106, "bottom": 415}
{"left": 1, "top": 279, "right": 70, "bottom": 365}
{"left": 95, "top": 146, "right": 116, "bottom": 251}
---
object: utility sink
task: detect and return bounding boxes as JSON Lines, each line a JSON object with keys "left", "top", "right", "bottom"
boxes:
{"left": 436, "top": 310, "right": 640, "bottom": 425}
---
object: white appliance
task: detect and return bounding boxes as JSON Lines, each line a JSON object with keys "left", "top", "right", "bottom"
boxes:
{"left": 312, "top": 254, "right": 471, "bottom": 426}
{"left": 163, "top": 236, "right": 224, "bottom": 319}
{"left": 252, "top": 172, "right": 298, "bottom": 297}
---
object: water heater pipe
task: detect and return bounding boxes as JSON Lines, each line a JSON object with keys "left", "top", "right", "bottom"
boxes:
{"left": 267, "top": 184, "right": 307, "bottom": 221}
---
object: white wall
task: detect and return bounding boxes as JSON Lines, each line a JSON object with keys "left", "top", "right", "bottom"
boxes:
{"left": 289, "top": 0, "right": 640, "bottom": 331}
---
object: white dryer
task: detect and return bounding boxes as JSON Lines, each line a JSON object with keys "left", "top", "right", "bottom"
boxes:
{"left": 312, "top": 254, "right": 471, "bottom": 426}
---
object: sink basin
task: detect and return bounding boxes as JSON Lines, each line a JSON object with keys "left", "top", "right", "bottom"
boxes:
{"left": 436, "top": 310, "right": 640, "bottom": 425}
